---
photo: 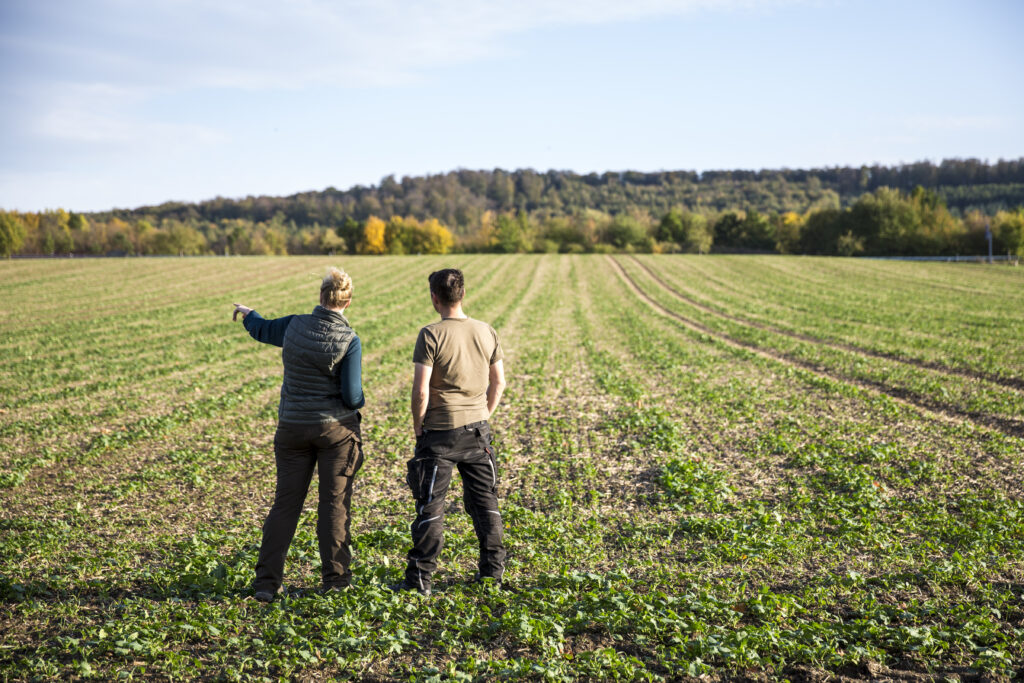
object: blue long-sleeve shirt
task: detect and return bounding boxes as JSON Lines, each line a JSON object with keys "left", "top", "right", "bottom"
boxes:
{"left": 243, "top": 310, "right": 365, "bottom": 410}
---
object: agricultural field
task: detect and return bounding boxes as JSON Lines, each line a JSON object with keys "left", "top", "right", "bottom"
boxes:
{"left": 1, "top": 254, "right": 1022, "bottom": 681}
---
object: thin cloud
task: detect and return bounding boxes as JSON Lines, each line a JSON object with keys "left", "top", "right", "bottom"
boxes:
{"left": 25, "top": 81, "right": 226, "bottom": 149}
{"left": 3, "top": 0, "right": 803, "bottom": 154}
{"left": 35, "top": 107, "right": 227, "bottom": 146}
{"left": 5, "top": 0, "right": 805, "bottom": 90}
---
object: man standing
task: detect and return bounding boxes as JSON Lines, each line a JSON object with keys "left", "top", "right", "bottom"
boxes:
{"left": 393, "top": 268, "right": 507, "bottom": 596}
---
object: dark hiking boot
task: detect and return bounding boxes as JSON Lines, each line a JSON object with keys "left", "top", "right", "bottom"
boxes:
{"left": 389, "top": 580, "right": 431, "bottom": 597}
{"left": 253, "top": 585, "right": 284, "bottom": 602}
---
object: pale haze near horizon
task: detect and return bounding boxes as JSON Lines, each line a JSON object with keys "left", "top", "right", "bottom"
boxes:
{"left": 1, "top": 0, "right": 1022, "bottom": 213}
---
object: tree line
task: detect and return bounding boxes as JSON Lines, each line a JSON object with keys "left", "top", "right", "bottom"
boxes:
{"left": 2, "top": 159, "right": 1023, "bottom": 258}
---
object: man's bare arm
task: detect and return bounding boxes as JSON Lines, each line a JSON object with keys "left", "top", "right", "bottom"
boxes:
{"left": 486, "top": 359, "right": 506, "bottom": 416}
{"left": 411, "top": 362, "right": 432, "bottom": 436}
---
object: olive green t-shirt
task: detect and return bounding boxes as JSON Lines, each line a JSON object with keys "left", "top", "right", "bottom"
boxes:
{"left": 413, "top": 317, "right": 504, "bottom": 430}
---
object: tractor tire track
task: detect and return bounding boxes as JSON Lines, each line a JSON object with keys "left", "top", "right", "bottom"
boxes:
{"left": 627, "top": 255, "right": 1024, "bottom": 393}
{"left": 608, "top": 256, "right": 1024, "bottom": 439}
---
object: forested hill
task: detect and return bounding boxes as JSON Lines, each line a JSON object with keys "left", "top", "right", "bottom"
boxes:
{"left": 93, "top": 158, "right": 1024, "bottom": 234}
{"left": 4, "top": 158, "right": 1024, "bottom": 258}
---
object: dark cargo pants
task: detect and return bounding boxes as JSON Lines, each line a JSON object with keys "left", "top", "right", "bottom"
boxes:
{"left": 404, "top": 420, "right": 505, "bottom": 592}
{"left": 254, "top": 417, "right": 364, "bottom": 592}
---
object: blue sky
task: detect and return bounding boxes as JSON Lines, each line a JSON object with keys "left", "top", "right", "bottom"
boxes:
{"left": 1, "top": 0, "right": 1022, "bottom": 212}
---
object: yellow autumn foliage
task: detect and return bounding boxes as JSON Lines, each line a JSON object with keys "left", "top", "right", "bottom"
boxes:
{"left": 360, "top": 215, "right": 387, "bottom": 254}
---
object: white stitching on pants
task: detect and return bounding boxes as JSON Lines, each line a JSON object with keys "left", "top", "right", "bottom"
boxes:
{"left": 427, "top": 465, "right": 438, "bottom": 502}
{"left": 487, "top": 459, "right": 496, "bottom": 488}
{"left": 417, "top": 515, "right": 441, "bottom": 529}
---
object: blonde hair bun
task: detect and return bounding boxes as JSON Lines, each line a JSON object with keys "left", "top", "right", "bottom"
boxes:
{"left": 321, "top": 266, "right": 353, "bottom": 307}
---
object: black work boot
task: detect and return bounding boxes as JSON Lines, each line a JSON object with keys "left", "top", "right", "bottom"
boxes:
{"left": 389, "top": 580, "right": 431, "bottom": 597}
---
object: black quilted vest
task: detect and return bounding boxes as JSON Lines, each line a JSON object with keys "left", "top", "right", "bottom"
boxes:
{"left": 278, "top": 306, "right": 357, "bottom": 424}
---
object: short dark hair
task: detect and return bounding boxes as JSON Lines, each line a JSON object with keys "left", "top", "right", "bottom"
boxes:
{"left": 428, "top": 268, "right": 464, "bottom": 306}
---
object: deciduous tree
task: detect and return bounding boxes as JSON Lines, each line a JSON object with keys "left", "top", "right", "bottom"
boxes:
{"left": 0, "top": 212, "right": 26, "bottom": 258}
{"left": 360, "top": 216, "right": 387, "bottom": 254}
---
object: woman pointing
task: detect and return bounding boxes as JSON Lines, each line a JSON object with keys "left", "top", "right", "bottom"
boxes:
{"left": 233, "top": 267, "right": 364, "bottom": 601}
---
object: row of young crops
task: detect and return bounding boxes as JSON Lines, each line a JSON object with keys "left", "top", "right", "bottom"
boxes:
{"left": 1, "top": 255, "right": 1022, "bottom": 680}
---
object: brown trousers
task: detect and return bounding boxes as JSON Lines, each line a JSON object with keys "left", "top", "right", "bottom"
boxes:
{"left": 254, "top": 418, "right": 363, "bottom": 591}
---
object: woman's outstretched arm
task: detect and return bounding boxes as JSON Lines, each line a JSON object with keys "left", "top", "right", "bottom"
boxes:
{"left": 232, "top": 303, "right": 294, "bottom": 348}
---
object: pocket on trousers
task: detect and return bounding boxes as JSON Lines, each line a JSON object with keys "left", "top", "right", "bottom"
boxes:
{"left": 474, "top": 425, "right": 493, "bottom": 449}
{"left": 343, "top": 437, "right": 363, "bottom": 477}
{"left": 324, "top": 421, "right": 362, "bottom": 477}
{"left": 406, "top": 458, "right": 437, "bottom": 501}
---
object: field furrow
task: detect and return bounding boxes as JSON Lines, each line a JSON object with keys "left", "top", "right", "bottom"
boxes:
{"left": 628, "top": 255, "right": 1024, "bottom": 393}
{"left": 653, "top": 256, "right": 1024, "bottom": 379}
{"left": 612, "top": 257, "right": 1024, "bottom": 439}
